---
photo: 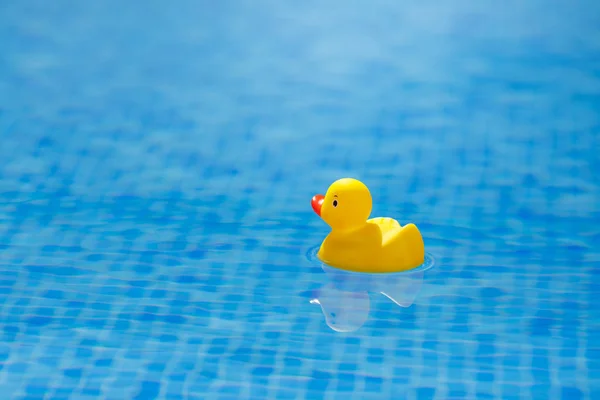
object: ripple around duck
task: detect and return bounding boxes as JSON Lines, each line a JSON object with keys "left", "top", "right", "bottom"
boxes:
{"left": 305, "top": 245, "right": 435, "bottom": 275}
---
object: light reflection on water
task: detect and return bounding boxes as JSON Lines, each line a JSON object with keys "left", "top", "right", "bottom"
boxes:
{"left": 307, "top": 246, "right": 435, "bottom": 331}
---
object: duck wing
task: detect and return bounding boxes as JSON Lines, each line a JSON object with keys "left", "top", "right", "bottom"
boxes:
{"left": 368, "top": 217, "right": 401, "bottom": 244}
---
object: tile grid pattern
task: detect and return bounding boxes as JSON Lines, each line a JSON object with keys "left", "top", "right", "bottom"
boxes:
{"left": 1, "top": 0, "right": 600, "bottom": 399}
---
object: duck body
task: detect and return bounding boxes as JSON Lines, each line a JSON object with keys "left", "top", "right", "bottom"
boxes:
{"left": 312, "top": 178, "right": 425, "bottom": 273}
{"left": 318, "top": 217, "right": 424, "bottom": 273}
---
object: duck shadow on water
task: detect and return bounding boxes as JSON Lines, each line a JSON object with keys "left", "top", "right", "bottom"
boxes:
{"left": 305, "top": 247, "right": 435, "bottom": 332}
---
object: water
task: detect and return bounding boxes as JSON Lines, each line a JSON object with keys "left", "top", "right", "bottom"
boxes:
{"left": 1, "top": 0, "right": 599, "bottom": 399}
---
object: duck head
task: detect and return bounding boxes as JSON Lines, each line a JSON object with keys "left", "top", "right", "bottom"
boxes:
{"left": 311, "top": 178, "right": 372, "bottom": 232}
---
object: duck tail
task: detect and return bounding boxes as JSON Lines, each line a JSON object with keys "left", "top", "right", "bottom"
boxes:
{"left": 399, "top": 223, "right": 425, "bottom": 268}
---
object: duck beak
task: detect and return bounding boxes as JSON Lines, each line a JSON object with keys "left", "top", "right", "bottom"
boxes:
{"left": 311, "top": 194, "right": 324, "bottom": 216}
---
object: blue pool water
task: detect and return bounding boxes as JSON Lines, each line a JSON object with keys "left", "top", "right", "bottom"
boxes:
{"left": 1, "top": 1, "right": 599, "bottom": 399}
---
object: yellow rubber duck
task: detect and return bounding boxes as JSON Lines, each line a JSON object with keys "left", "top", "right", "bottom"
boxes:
{"left": 311, "top": 178, "right": 425, "bottom": 273}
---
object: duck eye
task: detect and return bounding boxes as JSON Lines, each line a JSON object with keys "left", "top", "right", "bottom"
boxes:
{"left": 333, "top": 200, "right": 338, "bottom": 207}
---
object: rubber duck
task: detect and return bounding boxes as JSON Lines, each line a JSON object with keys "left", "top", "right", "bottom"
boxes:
{"left": 311, "top": 178, "right": 425, "bottom": 273}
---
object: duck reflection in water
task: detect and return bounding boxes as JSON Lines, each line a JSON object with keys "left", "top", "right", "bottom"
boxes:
{"left": 309, "top": 254, "right": 434, "bottom": 332}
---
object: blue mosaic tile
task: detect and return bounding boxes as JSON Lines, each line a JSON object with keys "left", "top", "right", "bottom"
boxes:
{"left": 0, "top": 0, "right": 599, "bottom": 398}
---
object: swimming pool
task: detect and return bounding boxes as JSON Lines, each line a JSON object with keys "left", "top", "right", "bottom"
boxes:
{"left": 1, "top": 1, "right": 599, "bottom": 399}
